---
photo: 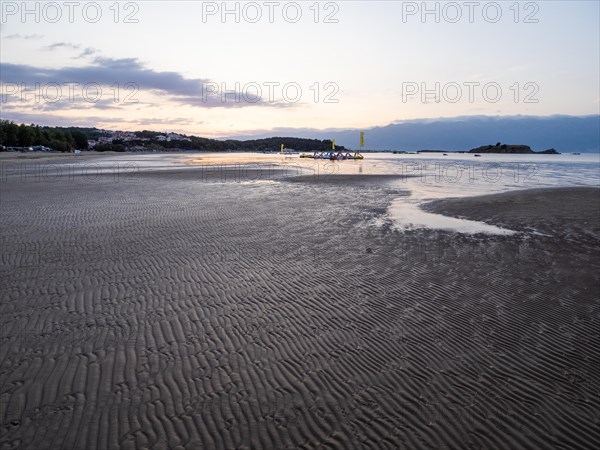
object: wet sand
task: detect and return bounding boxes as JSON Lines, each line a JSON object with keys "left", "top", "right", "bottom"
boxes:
{"left": 423, "top": 187, "right": 600, "bottom": 240}
{"left": 1, "top": 161, "right": 598, "bottom": 449}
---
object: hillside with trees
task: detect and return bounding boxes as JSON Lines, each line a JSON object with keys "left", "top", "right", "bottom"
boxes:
{"left": 0, "top": 121, "right": 88, "bottom": 152}
{"left": 0, "top": 121, "right": 344, "bottom": 153}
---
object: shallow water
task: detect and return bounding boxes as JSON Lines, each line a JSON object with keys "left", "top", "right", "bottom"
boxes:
{"left": 326, "top": 152, "right": 600, "bottom": 233}
{"left": 387, "top": 198, "right": 517, "bottom": 235}
{"left": 34, "top": 151, "right": 600, "bottom": 233}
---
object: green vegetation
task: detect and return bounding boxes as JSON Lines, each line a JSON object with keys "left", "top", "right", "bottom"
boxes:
{"left": 0, "top": 121, "right": 345, "bottom": 153}
{"left": 0, "top": 121, "right": 89, "bottom": 152}
{"left": 126, "top": 133, "right": 343, "bottom": 152}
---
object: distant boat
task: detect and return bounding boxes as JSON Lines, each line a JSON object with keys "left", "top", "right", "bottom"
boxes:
{"left": 474, "top": 154, "right": 481, "bottom": 157}
{"left": 443, "top": 153, "right": 448, "bottom": 156}
{"left": 573, "top": 152, "right": 581, "bottom": 155}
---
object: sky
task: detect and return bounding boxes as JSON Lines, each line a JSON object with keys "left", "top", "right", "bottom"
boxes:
{"left": 1, "top": 1, "right": 599, "bottom": 137}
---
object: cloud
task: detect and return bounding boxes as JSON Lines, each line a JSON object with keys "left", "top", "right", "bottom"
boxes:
{"left": 136, "top": 117, "right": 200, "bottom": 126}
{"left": 1, "top": 112, "right": 203, "bottom": 132}
{"left": 0, "top": 58, "right": 294, "bottom": 109}
{"left": 33, "top": 98, "right": 123, "bottom": 112}
{"left": 75, "top": 47, "right": 98, "bottom": 59}
{"left": 1, "top": 86, "right": 151, "bottom": 112}
{"left": 42, "top": 42, "right": 99, "bottom": 59}
{"left": 4, "top": 33, "right": 44, "bottom": 40}
{"left": 0, "top": 112, "right": 120, "bottom": 128}
{"left": 44, "top": 42, "right": 81, "bottom": 51}
{"left": 225, "top": 115, "right": 600, "bottom": 151}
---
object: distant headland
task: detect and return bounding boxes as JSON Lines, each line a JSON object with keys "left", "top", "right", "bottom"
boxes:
{"left": 468, "top": 143, "right": 560, "bottom": 154}
{"left": 416, "top": 143, "right": 561, "bottom": 155}
{"left": 0, "top": 120, "right": 346, "bottom": 153}
{"left": 0, "top": 121, "right": 564, "bottom": 155}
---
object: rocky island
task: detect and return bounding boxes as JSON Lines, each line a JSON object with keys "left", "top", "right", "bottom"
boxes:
{"left": 469, "top": 143, "right": 560, "bottom": 154}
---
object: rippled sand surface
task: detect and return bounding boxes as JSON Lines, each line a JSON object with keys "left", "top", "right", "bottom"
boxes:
{"left": 1, "top": 154, "right": 598, "bottom": 449}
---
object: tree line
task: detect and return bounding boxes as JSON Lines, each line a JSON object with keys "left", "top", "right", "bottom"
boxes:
{"left": 0, "top": 121, "right": 345, "bottom": 153}
{"left": 0, "top": 121, "right": 88, "bottom": 152}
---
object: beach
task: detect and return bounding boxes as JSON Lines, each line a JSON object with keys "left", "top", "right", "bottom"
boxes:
{"left": 1, "top": 153, "right": 599, "bottom": 449}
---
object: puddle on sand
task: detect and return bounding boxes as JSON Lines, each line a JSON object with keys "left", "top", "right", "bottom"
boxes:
{"left": 387, "top": 198, "right": 516, "bottom": 236}
{"left": 239, "top": 180, "right": 278, "bottom": 185}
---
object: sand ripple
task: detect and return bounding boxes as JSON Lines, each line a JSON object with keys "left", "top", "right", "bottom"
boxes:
{"left": 1, "top": 167, "right": 598, "bottom": 449}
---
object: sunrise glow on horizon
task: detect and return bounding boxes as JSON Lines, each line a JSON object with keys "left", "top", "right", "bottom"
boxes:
{"left": 1, "top": 1, "right": 599, "bottom": 137}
